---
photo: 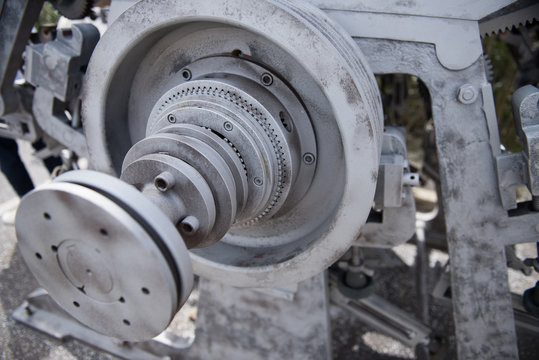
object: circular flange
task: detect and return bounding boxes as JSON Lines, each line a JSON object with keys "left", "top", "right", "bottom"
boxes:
{"left": 83, "top": 0, "right": 383, "bottom": 287}
{"left": 121, "top": 153, "right": 217, "bottom": 248}
{"left": 16, "top": 181, "right": 186, "bottom": 340}
{"left": 147, "top": 79, "right": 291, "bottom": 223}
{"left": 158, "top": 124, "right": 248, "bottom": 217}
{"left": 123, "top": 133, "right": 237, "bottom": 246}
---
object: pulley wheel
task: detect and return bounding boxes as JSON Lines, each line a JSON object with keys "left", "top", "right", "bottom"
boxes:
{"left": 16, "top": 171, "right": 193, "bottom": 341}
{"left": 82, "top": 0, "right": 383, "bottom": 287}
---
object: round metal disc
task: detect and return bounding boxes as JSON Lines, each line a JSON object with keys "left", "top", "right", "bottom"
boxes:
{"left": 54, "top": 170, "right": 194, "bottom": 310}
{"left": 16, "top": 182, "right": 180, "bottom": 340}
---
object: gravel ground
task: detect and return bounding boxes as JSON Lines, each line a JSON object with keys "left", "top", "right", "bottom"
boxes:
{"left": 0, "top": 142, "right": 538, "bottom": 359}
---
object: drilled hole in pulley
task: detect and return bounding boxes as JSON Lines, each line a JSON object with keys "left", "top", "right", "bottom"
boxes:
{"left": 73, "top": 301, "right": 80, "bottom": 307}
{"left": 99, "top": 228, "right": 108, "bottom": 236}
{"left": 43, "top": 212, "right": 51, "bottom": 220}
{"left": 155, "top": 178, "right": 168, "bottom": 191}
{"left": 35, "top": 252, "right": 42, "bottom": 260}
{"left": 119, "top": 297, "right": 125, "bottom": 303}
{"left": 123, "top": 319, "right": 131, "bottom": 326}
{"left": 181, "top": 222, "right": 194, "bottom": 234}
{"left": 141, "top": 287, "right": 150, "bottom": 295}
{"left": 51, "top": 245, "right": 58, "bottom": 252}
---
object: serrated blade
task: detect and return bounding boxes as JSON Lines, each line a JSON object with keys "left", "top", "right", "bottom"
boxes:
{"left": 480, "top": 0, "right": 538, "bottom": 37}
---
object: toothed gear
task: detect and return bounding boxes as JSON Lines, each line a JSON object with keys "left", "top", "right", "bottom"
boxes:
{"left": 51, "top": 0, "right": 93, "bottom": 20}
{"left": 153, "top": 84, "right": 289, "bottom": 223}
{"left": 483, "top": 54, "right": 494, "bottom": 82}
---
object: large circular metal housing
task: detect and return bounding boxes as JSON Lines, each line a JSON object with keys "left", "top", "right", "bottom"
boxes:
{"left": 82, "top": 0, "right": 383, "bottom": 287}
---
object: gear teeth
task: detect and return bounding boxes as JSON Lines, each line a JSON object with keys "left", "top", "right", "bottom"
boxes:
{"left": 483, "top": 54, "right": 494, "bottom": 83}
{"left": 52, "top": 0, "right": 94, "bottom": 20}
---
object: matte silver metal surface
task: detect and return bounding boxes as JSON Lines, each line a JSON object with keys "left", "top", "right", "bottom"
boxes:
{"left": 122, "top": 153, "right": 218, "bottom": 249}
{"left": 16, "top": 181, "right": 179, "bottom": 340}
{"left": 54, "top": 170, "right": 194, "bottom": 312}
{"left": 83, "top": 0, "right": 383, "bottom": 287}
{"left": 356, "top": 37, "right": 538, "bottom": 360}
{"left": 24, "top": 24, "right": 100, "bottom": 102}
{"left": 513, "top": 85, "right": 539, "bottom": 196}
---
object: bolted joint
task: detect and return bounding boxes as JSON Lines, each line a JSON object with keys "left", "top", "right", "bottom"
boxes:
{"left": 457, "top": 84, "right": 478, "bottom": 104}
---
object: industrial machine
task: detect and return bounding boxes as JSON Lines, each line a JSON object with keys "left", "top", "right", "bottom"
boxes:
{"left": 1, "top": 0, "right": 538, "bottom": 359}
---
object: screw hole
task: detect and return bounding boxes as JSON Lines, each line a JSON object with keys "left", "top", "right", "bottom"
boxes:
{"left": 73, "top": 301, "right": 80, "bottom": 307}
{"left": 181, "top": 223, "right": 193, "bottom": 233}
{"left": 123, "top": 319, "right": 131, "bottom": 326}
{"left": 181, "top": 69, "right": 192, "bottom": 80}
{"left": 302, "top": 153, "right": 315, "bottom": 165}
{"left": 43, "top": 212, "right": 51, "bottom": 220}
{"left": 155, "top": 178, "right": 167, "bottom": 191}
{"left": 261, "top": 73, "right": 273, "bottom": 86}
{"left": 141, "top": 287, "right": 150, "bottom": 295}
{"left": 167, "top": 114, "right": 176, "bottom": 123}
{"left": 100, "top": 228, "right": 108, "bottom": 236}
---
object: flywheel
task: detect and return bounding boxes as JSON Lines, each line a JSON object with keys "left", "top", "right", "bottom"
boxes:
{"left": 16, "top": 0, "right": 383, "bottom": 341}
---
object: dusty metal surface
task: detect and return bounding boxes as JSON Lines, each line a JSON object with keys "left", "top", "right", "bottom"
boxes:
{"left": 81, "top": 0, "right": 383, "bottom": 288}
{"left": 357, "top": 37, "right": 539, "bottom": 359}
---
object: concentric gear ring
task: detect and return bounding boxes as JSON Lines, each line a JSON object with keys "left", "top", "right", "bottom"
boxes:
{"left": 150, "top": 82, "right": 289, "bottom": 223}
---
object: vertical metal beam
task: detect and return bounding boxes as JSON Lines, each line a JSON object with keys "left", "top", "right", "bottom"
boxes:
{"left": 357, "top": 38, "right": 521, "bottom": 359}
{"left": 0, "top": 0, "right": 44, "bottom": 116}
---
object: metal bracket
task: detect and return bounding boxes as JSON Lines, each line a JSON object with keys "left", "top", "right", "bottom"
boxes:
{"left": 495, "top": 85, "right": 539, "bottom": 209}
{"left": 358, "top": 127, "right": 418, "bottom": 248}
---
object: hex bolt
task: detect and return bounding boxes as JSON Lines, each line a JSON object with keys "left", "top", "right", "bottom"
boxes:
{"left": 223, "top": 121, "right": 233, "bottom": 131}
{"left": 303, "top": 153, "right": 315, "bottom": 165}
{"left": 253, "top": 177, "right": 263, "bottom": 186}
{"left": 457, "top": 84, "right": 477, "bottom": 104}
{"left": 154, "top": 171, "right": 175, "bottom": 192}
{"left": 260, "top": 73, "right": 273, "bottom": 86}
{"left": 167, "top": 114, "right": 176, "bottom": 123}
{"left": 181, "top": 68, "right": 192, "bottom": 81}
{"left": 180, "top": 216, "right": 199, "bottom": 235}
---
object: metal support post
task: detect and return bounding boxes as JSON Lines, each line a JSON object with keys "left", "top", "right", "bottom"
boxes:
{"left": 356, "top": 38, "right": 539, "bottom": 359}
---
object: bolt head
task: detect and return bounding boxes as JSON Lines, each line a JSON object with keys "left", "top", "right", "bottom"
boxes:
{"left": 260, "top": 73, "right": 273, "bottom": 86}
{"left": 457, "top": 84, "right": 477, "bottom": 104}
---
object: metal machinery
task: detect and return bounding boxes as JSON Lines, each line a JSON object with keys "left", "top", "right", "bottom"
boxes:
{"left": 0, "top": 0, "right": 538, "bottom": 359}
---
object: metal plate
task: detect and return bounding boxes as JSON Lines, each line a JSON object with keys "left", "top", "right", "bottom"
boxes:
{"left": 54, "top": 170, "right": 194, "bottom": 309}
{"left": 16, "top": 182, "right": 179, "bottom": 340}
